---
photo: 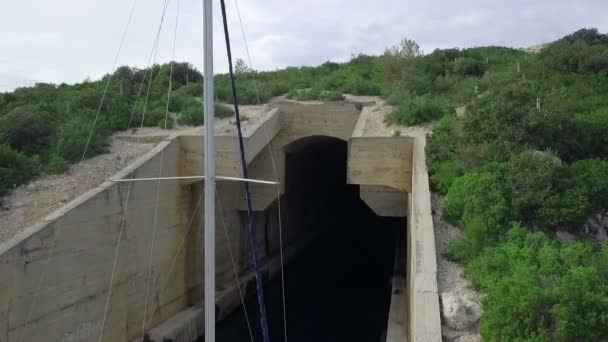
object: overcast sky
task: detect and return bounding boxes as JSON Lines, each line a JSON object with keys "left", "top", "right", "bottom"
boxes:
{"left": 1, "top": 0, "right": 607, "bottom": 91}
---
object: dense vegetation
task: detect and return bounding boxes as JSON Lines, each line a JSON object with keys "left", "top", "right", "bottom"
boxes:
{"left": 425, "top": 28, "right": 608, "bottom": 341}
{"left": 0, "top": 63, "right": 215, "bottom": 194}
{"left": 0, "top": 52, "right": 387, "bottom": 194}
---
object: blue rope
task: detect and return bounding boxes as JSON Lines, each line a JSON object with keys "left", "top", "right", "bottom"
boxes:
{"left": 218, "top": 1, "right": 271, "bottom": 341}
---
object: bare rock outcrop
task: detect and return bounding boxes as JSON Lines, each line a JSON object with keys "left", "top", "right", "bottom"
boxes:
{"left": 582, "top": 210, "right": 608, "bottom": 243}
{"left": 441, "top": 290, "right": 482, "bottom": 331}
{"left": 431, "top": 193, "right": 482, "bottom": 342}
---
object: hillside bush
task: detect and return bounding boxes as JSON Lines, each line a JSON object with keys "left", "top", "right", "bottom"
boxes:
{"left": 0, "top": 145, "right": 40, "bottom": 194}
{"left": 57, "top": 113, "right": 109, "bottom": 162}
{"left": 386, "top": 94, "right": 452, "bottom": 125}
{"left": 466, "top": 226, "right": 608, "bottom": 341}
{"left": 0, "top": 106, "right": 54, "bottom": 155}
{"left": 177, "top": 103, "right": 233, "bottom": 126}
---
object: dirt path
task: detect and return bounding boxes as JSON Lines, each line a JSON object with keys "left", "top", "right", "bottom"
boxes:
{"left": 0, "top": 139, "right": 154, "bottom": 243}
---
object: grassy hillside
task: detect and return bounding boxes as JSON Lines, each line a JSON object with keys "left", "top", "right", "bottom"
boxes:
{"left": 0, "top": 54, "right": 387, "bottom": 194}
{"left": 426, "top": 28, "right": 608, "bottom": 341}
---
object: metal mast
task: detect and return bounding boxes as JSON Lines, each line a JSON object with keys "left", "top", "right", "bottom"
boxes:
{"left": 203, "top": 0, "right": 215, "bottom": 341}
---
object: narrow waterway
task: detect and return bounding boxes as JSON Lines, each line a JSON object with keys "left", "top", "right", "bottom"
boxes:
{"left": 200, "top": 136, "right": 404, "bottom": 342}
{"left": 210, "top": 189, "right": 402, "bottom": 342}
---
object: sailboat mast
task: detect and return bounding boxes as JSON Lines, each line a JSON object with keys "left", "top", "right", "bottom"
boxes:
{"left": 203, "top": 0, "right": 215, "bottom": 341}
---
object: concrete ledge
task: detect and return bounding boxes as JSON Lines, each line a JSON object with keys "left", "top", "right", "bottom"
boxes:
{"left": 408, "top": 135, "right": 442, "bottom": 342}
{"left": 360, "top": 185, "right": 408, "bottom": 218}
{"left": 347, "top": 136, "right": 414, "bottom": 193}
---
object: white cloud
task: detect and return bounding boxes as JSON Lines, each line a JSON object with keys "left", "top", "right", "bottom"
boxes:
{"left": 0, "top": 0, "right": 607, "bottom": 91}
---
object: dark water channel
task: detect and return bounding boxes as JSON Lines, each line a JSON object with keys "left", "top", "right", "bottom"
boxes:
{"left": 201, "top": 136, "right": 404, "bottom": 342}
{"left": 209, "top": 193, "right": 402, "bottom": 342}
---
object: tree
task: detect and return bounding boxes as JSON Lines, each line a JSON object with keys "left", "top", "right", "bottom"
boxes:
{"left": 234, "top": 58, "right": 253, "bottom": 75}
{"left": 380, "top": 37, "right": 421, "bottom": 90}
{"left": 0, "top": 106, "right": 54, "bottom": 155}
{"left": 385, "top": 38, "right": 422, "bottom": 59}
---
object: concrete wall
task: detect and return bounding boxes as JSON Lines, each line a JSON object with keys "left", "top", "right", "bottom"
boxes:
{"left": 0, "top": 131, "right": 317, "bottom": 342}
{"left": 0, "top": 101, "right": 443, "bottom": 342}
{"left": 243, "top": 101, "right": 361, "bottom": 211}
{"left": 407, "top": 135, "right": 442, "bottom": 342}
{"left": 348, "top": 136, "right": 413, "bottom": 193}
{"left": 0, "top": 137, "right": 193, "bottom": 342}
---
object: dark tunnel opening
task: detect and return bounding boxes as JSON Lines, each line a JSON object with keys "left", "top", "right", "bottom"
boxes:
{"left": 212, "top": 136, "right": 405, "bottom": 342}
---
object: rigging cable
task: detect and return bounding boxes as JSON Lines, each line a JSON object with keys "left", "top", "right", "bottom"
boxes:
{"left": 17, "top": 2, "right": 139, "bottom": 341}
{"left": 98, "top": 1, "right": 173, "bottom": 340}
{"left": 81, "top": 0, "right": 140, "bottom": 162}
{"left": 232, "top": 0, "right": 289, "bottom": 339}
{"left": 140, "top": 0, "right": 181, "bottom": 338}
{"left": 216, "top": 190, "right": 256, "bottom": 342}
{"left": 219, "top": 0, "right": 271, "bottom": 341}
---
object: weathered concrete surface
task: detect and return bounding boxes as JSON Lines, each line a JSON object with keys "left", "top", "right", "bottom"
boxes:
{"left": 408, "top": 134, "right": 442, "bottom": 342}
{"left": 387, "top": 241, "right": 408, "bottom": 341}
{"left": 0, "top": 99, "right": 442, "bottom": 342}
{"left": 0, "top": 136, "right": 191, "bottom": 342}
{"left": 242, "top": 101, "right": 361, "bottom": 211}
{"left": 359, "top": 185, "right": 408, "bottom": 217}
{"left": 348, "top": 136, "right": 413, "bottom": 193}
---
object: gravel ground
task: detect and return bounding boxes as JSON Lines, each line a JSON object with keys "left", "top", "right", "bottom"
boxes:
{"left": 0, "top": 138, "right": 154, "bottom": 243}
{"left": 431, "top": 193, "right": 482, "bottom": 342}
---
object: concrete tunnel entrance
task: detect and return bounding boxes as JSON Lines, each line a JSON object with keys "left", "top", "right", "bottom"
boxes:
{"left": 212, "top": 136, "right": 405, "bottom": 341}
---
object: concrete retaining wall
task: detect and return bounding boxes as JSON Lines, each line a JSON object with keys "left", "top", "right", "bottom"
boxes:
{"left": 407, "top": 135, "right": 442, "bottom": 341}
{"left": 0, "top": 136, "right": 192, "bottom": 342}
{"left": 0, "top": 101, "right": 443, "bottom": 342}
{"left": 0, "top": 131, "right": 318, "bottom": 342}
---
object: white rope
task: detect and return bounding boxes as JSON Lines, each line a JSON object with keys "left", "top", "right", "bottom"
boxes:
{"left": 140, "top": 0, "right": 180, "bottom": 337}
{"left": 81, "top": 0, "right": 139, "bottom": 162}
{"left": 111, "top": 175, "right": 279, "bottom": 185}
{"left": 216, "top": 190, "right": 255, "bottom": 342}
{"left": 17, "top": 2, "right": 139, "bottom": 341}
{"left": 98, "top": 1, "right": 173, "bottom": 340}
{"left": 232, "top": 1, "right": 289, "bottom": 340}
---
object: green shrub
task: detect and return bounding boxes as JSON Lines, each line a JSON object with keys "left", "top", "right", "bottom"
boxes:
{"left": 453, "top": 57, "right": 487, "bottom": 77}
{"left": 572, "top": 108, "right": 608, "bottom": 158}
{"left": 550, "top": 266, "right": 608, "bottom": 341}
{"left": 178, "top": 104, "right": 203, "bottom": 126}
{"left": 426, "top": 114, "right": 466, "bottom": 193}
{"left": 287, "top": 88, "right": 321, "bottom": 101}
{"left": 0, "top": 145, "right": 40, "bottom": 194}
{"left": 0, "top": 106, "right": 54, "bottom": 155}
{"left": 444, "top": 172, "right": 512, "bottom": 258}
{"left": 317, "top": 90, "right": 345, "bottom": 101}
{"left": 168, "top": 91, "right": 198, "bottom": 112}
{"left": 480, "top": 269, "right": 551, "bottom": 341}
{"left": 43, "top": 153, "right": 70, "bottom": 174}
{"left": 57, "top": 113, "right": 109, "bottom": 162}
{"left": 566, "top": 159, "right": 608, "bottom": 208}
{"left": 503, "top": 150, "right": 563, "bottom": 224}
{"left": 429, "top": 160, "right": 464, "bottom": 194}
{"left": 177, "top": 103, "right": 233, "bottom": 126}
{"left": 465, "top": 226, "right": 608, "bottom": 341}
{"left": 142, "top": 108, "right": 166, "bottom": 127}
{"left": 286, "top": 88, "right": 344, "bottom": 102}
{"left": 386, "top": 94, "right": 452, "bottom": 125}
{"left": 215, "top": 103, "right": 234, "bottom": 118}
